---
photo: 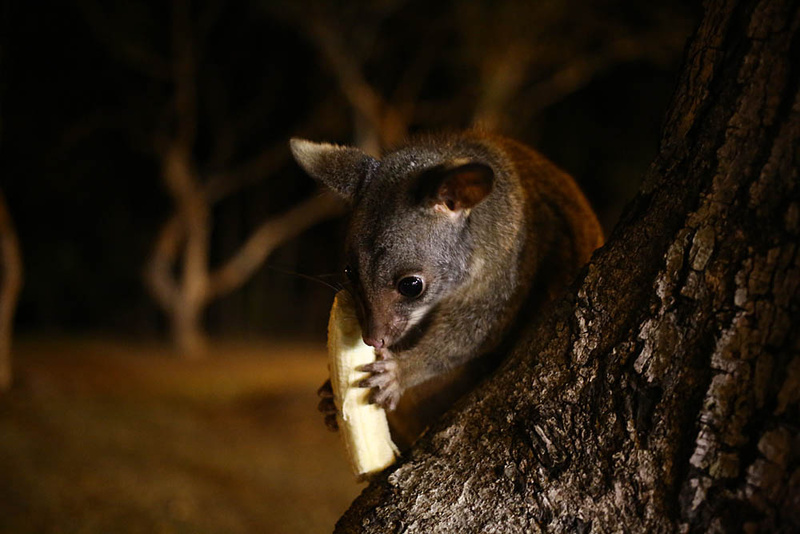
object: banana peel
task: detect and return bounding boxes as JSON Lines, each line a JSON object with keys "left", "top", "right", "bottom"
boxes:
{"left": 327, "top": 291, "right": 399, "bottom": 480}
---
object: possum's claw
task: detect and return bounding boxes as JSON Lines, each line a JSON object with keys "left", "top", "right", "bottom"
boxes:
{"left": 317, "top": 379, "right": 339, "bottom": 431}
{"left": 359, "top": 357, "right": 401, "bottom": 411}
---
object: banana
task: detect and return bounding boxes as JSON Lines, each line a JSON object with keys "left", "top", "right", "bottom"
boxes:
{"left": 327, "top": 290, "right": 399, "bottom": 480}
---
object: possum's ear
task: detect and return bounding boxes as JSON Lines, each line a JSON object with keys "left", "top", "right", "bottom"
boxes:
{"left": 290, "top": 139, "right": 378, "bottom": 203}
{"left": 418, "top": 161, "right": 494, "bottom": 214}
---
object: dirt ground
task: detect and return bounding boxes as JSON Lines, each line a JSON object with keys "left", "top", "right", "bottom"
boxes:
{"left": 0, "top": 338, "right": 363, "bottom": 533}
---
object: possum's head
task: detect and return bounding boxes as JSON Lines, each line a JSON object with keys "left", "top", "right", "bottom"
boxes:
{"left": 290, "top": 137, "right": 494, "bottom": 349}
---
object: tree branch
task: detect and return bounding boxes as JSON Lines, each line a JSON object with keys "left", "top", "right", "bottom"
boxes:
{"left": 171, "top": 0, "right": 198, "bottom": 152}
{"left": 203, "top": 143, "right": 290, "bottom": 203}
{"left": 471, "top": 46, "right": 533, "bottom": 131}
{"left": 206, "top": 191, "right": 345, "bottom": 299}
{"left": 304, "top": 18, "right": 387, "bottom": 152}
{"left": 143, "top": 213, "right": 181, "bottom": 314}
{"left": 75, "top": 0, "right": 171, "bottom": 81}
{"left": 0, "top": 190, "right": 23, "bottom": 390}
{"left": 144, "top": 139, "right": 298, "bottom": 315}
{"left": 521, "top": 37, "right": 662, "bottom": 117}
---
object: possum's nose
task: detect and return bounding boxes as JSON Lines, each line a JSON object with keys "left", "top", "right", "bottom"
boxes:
{"left": 362, "top": 335, "right": 385, "bottom": 349}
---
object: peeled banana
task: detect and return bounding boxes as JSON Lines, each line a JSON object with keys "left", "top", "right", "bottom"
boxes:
{"left": 327, "top": 291, "right": 399, "bottom": 480}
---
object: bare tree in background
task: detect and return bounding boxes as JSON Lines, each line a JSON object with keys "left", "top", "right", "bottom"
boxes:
{"left": 0, "top": 191, "right": 22, "bottom": 391}
{"left": 145, "top": 0, "right": 344, "bottom": 357}
{"left": 278, "top": 0, "right": 691, "bottom": 154}
{"left": 77, "top": 0, "right": 344, "bottom": 357}
{"left": 463, "top": 0, "right": 692, "bottom": 133}
{"left": 276, "top": 1, "right": 436, "bottom": 155}
{"left": 335, "top": 0, "right": 800, "bottom": 530}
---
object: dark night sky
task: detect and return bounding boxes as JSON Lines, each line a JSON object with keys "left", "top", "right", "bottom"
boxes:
{"left": 1, "top": 0, "right": 697, "bottom": 340}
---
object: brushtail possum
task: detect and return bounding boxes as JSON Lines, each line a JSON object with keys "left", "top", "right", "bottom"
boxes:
{"left": 291, "top": 131, "right": 603, "bottom": 447}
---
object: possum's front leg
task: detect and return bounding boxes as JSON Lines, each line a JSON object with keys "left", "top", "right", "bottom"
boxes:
{"left": 359, "top": 341, "right": 470, "bottom": 411}
{"left": 359, "top": 309, "right": 500, "bottom": 412}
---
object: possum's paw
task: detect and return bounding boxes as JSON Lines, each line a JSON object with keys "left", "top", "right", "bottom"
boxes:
{"left": 359, "top": 352, "right": 401, "bottom": 411}
{"left": 317, "top": 379, "right": 339, "bottom": 431}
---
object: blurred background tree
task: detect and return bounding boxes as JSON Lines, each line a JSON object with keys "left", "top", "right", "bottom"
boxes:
{"left": 0, "top": 190, "right": 23, "bottom": 391}
{"left": 74, "top": 0, "right": 345, "bottom": 357}
{"left": 2, "top": 0, "right": 696, "bottom": 349}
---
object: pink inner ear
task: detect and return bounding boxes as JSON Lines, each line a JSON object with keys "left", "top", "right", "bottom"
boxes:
{"left": 437, "top": 165, "right": 494, "bottom": 211}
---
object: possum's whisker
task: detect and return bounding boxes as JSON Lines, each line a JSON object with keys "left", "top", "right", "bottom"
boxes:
{"left": 265, "top": 264, "right": 343, "bottom": 293}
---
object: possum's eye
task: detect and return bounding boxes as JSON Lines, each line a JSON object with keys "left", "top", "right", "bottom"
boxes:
{"left": 397, "top": 276, "right": 425, "bottom": 298}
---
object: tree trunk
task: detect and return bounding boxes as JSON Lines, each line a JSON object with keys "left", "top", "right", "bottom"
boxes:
{"left": 161, "top": 143, "right": 212, "bottom": 358}
{"left": 172, "top": 298, "right": 206, "bottom": 358}
{"left": 336, "top": 0, "right": 800, "bottom": 532}
{"left": 0, "top": 191, "right": 22, "bottom": 391}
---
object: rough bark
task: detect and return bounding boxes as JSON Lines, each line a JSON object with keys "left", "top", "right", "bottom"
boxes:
{"left": 0, "top": 190, "right": 22, "bottom": 391}
{"left": 336, "top": 0, "right": 800, "bottom": 532}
